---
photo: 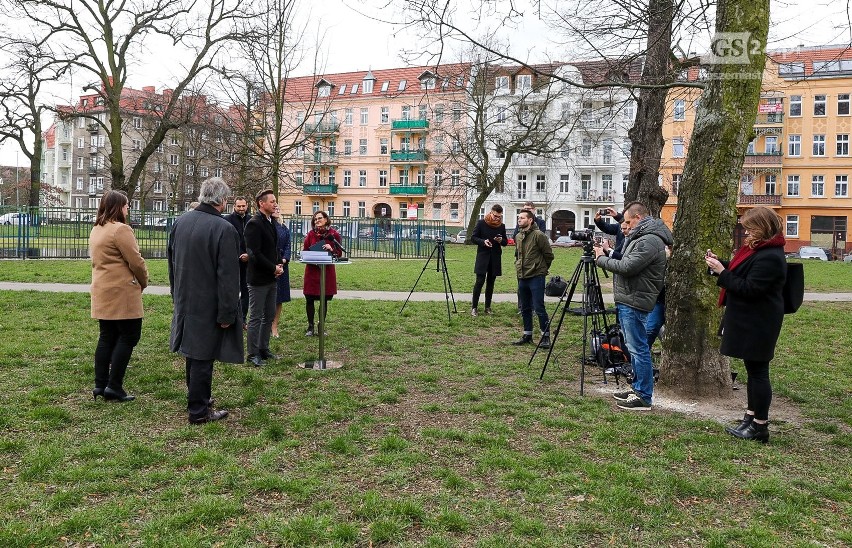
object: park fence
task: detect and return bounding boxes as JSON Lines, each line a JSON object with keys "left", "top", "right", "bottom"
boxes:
{"left": 0, "top": 206, "right": 451, "bottom": 260}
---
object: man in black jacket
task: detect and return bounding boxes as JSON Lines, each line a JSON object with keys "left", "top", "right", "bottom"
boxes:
{"left": 225, "top": 197, "right": 250, "bottom": 323}
{"left": 594, "top": 206, "right": 625, "bottom": 256}
{"left": 244, "top": 189, "right": 283, "bottom": 366}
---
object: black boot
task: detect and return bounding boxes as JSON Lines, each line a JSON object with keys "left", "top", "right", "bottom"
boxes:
{"left": 725, "top": 413, "right": 754, "bottom": 435}
{"left": 538, "top": 334, "right": 551, "bottom": 349}
{"left": 103, "top": 386, "right": 136, "bottom": 402}
{"left": 730, "top": 421, "right": 769, "bottom": 443}
{"left": 511, "top": 334, "right": 533, "bottom": 345}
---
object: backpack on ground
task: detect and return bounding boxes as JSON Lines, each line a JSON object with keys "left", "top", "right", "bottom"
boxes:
{"left": 545, "top": 275, "right": 568, "bottom": 297}
{"left": 591, "top": 323, "right": 632, "bottom": 380}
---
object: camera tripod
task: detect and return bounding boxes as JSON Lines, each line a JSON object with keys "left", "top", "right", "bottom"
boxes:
{"left": 400, "top": 238, "right": 457, "bottom": 322}
{"left": 530, "top": 246, "right": 617, "bottom": 394}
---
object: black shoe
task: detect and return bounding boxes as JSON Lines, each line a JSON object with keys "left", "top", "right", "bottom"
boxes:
{"left": 189, "top": 409, "right": 229, "bottom": 424}
{"left": 247, "top": 355, "right": 265, "bottom": 367}
{"left": 538, "top": 335, "right": 551, "bottom": 349}
{"left": 730, "top": 421, "right": 769, "bottom": 443}
{"left": 725, "top": 413, "right": 754, "bottom": 436}
{"left": 511, "top": 335, "right": 533, "bottom": 345}
{"left": 92, "top": 387, "right": 105, "bottom": 400}
{"left": 259, "top": 351, "right": 280, "bottom": 361}
{"left": 484, "top": 307, "right": 492, "bottom": 315}
{"left": 103, "top": 387, "right": 135, "bottom": 402}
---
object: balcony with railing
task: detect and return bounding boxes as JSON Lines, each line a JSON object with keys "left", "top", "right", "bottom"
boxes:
{"left": 738, "top": 193, "right": 782, "bottom": 206}
{"left": 391, "top": 119, "right": 429, "bottom": 131}
{"left": 575, "top": 153, "right": 616, "bottom": 167}
{"left": 743, "top": 151, "right": 783, "bottom": 166}
{"left": 575, "top": 191, "right": 616, "bottom": 204}
{"left": 302, "top": 184, "right": 338, "bottom": 195}
{"left": 754, "top": 113, "right": 784, "bottom": 125}
{"left": 389, "top": 183, "right": 428, "bottom": 195}
{"left": 303, "top": 121, "right": 341, "bottom": 135}
{"left": 511, "top": 155, "right": 552, "bottom": 168}
{"left": 390, "top": 149, "right": 430, "bottom": 163}
{"left": 579, "top": 115, "right": 615, "bottom": 130}
{"left": 303, "top": 152, "right": 339, "bottom": 165}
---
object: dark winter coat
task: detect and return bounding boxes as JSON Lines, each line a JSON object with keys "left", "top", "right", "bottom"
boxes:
{"left": 275, "top": 220, "right": 291, "bottom": 304}
{"left": 471, "top": 219, "right": 508, "bottom": 277}
{"left": 168, "top": 203, "right": 244, "bottom": 363}
{"left": 594, "top": 213, "right": 625, "bottom": 257}
{"left": 244, "top": 211, "right": 281, "bottom": 286}
{"left": 717, "top": 247, "right": 786, "bottom": 361}
{"left": 302, "top": 228, "right": 342, "bottom": 297}
{"left": 224, "top": 211, "right": 249, "bottom": 281}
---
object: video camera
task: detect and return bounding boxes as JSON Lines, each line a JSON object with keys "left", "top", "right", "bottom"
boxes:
{"left": 570, "top": 227, "right": 599, "bottom": 256}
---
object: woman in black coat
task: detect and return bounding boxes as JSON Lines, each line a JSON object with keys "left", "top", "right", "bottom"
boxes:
{"left": 706, "top": 206, "right": 787, "bottom": 443}
{"left": 470, "top": 204, "right": 508, "bottom": 316}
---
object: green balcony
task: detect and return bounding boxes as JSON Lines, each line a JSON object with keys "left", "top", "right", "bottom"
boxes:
{"left": 303, "top": 121, "right": 341, "bottom": 135}
{"left": 390, "top": 149, "right": 429, "bottom": 162}
{"left": 389, "top": 184, "right": 428, "bottom": 195}
{"left": 302, "top": 184, "right": 338, "bottom": 195}
{"left": 391, "top": 119, "right": 429, "bottom": 130}
{"left": 303, "top": 152, "right": 339, "bottom": 165}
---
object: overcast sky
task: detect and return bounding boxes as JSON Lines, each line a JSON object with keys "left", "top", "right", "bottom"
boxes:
{"left": 1, "top": 0, "right": 849, "bottom": 166}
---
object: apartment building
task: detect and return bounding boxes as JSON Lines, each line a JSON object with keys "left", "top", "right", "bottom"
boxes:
{"left": 660, "top": 45, "right": 852, "bottom": 257}
{"left": 41, "top": 119, "right": 75, "bottom": 206}
{"left": 277, "top": 65, "right": 471, "bottom": 224}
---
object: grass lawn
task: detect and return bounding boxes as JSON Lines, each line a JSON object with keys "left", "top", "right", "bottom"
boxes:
{"left": 0, "top": 288, "right": 850, "bottom": 546}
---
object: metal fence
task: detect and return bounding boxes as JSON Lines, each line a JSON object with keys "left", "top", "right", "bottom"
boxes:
{"left": 0, "top": 206, "right": 450, "bottom": 260}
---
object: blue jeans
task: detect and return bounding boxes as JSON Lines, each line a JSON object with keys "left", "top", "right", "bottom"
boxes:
{"left": 617, "top": 303, "right": 653, "bottom": 403}
{"left": 645, "top": 300, "right": 665, "bottom": 347}
{"left": 518, "top": 275, "right": 549, "bottom": 335}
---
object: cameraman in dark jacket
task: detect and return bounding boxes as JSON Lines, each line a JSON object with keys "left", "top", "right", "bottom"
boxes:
{"left": 594, "top": 206, "right": 624, "bottom": 255}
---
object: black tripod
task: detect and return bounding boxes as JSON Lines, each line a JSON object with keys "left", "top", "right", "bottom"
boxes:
{"left": 400, "top": 238, "right": 457, "bottom": 322}
{"left": 531, "top": 246, "right": 614, "bottom": 394}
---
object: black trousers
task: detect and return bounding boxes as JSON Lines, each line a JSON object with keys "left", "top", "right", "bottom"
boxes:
{"left": 472, "top": 272, "right": 497, "bottom": 309}
{"left": 238, "top": 263, "right": 249, "bottom": 322}
{"left": 744, "top": 360, "right": 772, "bottom": 421}
{"left": 186, "top": 358, "right": 214, "bottom": 421}
{"left": 306, "top": 295, "right": 332, "bottom": 327}
{"left": 94, "top": 318, "right": 142, "bottom": 391}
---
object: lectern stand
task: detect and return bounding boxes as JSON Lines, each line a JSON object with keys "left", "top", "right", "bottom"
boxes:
{"left": 298, "top": 257, "right": 350, "bottom": 370}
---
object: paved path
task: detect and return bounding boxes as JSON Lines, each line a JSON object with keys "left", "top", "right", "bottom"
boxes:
{"left": 2, "top": 282, "right": 851, "bottom": 303}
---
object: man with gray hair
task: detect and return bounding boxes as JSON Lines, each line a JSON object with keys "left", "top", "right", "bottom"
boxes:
{"left": 168, "top": 177, "right": 244, "bottom": 424}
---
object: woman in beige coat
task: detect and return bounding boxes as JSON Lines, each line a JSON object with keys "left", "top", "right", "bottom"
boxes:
{"left": 89, "top": 190, "right": 148, "bottom": 402}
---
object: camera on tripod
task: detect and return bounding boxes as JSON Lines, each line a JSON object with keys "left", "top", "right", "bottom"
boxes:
{"left": 569, "top": 227, "right": 599, "bottom": 254}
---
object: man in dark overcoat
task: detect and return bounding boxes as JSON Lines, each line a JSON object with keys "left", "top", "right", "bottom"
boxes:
{"left": 168, "top": 177, "right": 244, "bottom": 424}
{"left": 225, "top": 196, "right": 250, "bottom": 324}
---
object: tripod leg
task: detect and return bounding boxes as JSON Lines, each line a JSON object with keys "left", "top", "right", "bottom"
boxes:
{"left": 534, "top": 258, "right": 584, "bottom": 374}
{"left": 438, "top": 244, "right": 457, "bottom": 316}
{"left": 399, "top": 244, "right": 438, "bottom": 314}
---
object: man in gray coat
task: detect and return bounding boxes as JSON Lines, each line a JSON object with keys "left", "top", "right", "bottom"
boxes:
{"left": 168, "top": 177, "right": 244, "bottom": 424}
{"left": 594, "top": 201, "right": 673, "bottom": 410}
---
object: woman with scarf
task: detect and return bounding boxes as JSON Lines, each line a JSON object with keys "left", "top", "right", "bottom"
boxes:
{"left": 302, "top": 211, "right": 342, "bottom": 336}
{"left": 470, "top": 204, "right": 508, "bottom": 316}
{"left": 705, "top": 206, "right": 787, "bottom": 443}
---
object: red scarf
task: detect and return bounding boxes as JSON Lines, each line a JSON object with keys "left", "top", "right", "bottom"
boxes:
{"left": 484, "top": 212, "right": 502, "bottom": 228}
{"left": 718, "top": 233, "right": 786, "bottom": 306}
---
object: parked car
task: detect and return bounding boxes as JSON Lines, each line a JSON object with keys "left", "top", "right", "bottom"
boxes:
{"left": 454, "top": 230, "right": 467, "bottom": 243}
{"left": 798, "top": 246, "right": 828, "bottom": 260}
{"left": 357, "top": 227, "right": 388, "bottom": 239}
{"left": 844, "top": 254, "right": 852, "bottom": 263}
{"left": 0, "top": 212, "right": 29, "bottom": 225}
{"left": 506, "top": 237, "right": 515, "bottom": 245}
{"left": 552, "top": 235, "right": 582, "bottom": 248}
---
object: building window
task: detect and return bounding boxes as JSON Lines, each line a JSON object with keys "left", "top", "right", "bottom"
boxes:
{"left": 434, "top": 169, "right": 443, "bottom": 187}
{"left": 399, "top": 203, "right": 408, "bottom": 218}
{"left": 581, "top": 138, "right": 592, "bottom": 157}
{"left": 837, "top": 134, "right": 849, "bottom": 156}
{"left": 379, "top": 170, "right": 388, "bottom": 187}
{"left": 813, "top": 135, "right": 826, "bottom": 156}
{"left": 171, "top": 134, "right": 179, "bottom": 145}
{"left": 835, "top": 175, "right": 849, "bottom": 197}
{"left": 559, "top": 174, "right": 569, "bottom": 193}
{"left": 328, "top": 169, "right": 336, "bottom": 185}
{"left": 812, "top": 175, "right": 825, "bottom": 197}
{"left": 169, "top": 154, "right": 179, "bottom": 165}
{"left": 186, "top": 164, "right": 194, "bottom": 175}
{"left": 295, "top": 200, "right": 302, "bottom": 215}
{"left": 495, "top": 76, "right": 509, "bottom": 91}
{"left": 433, "top": 137, "right": 444, "bottom": 154}
{"left": 536, "top": 174, "right": 546, "bottom": 192}
{"left": 452, "top": 102, "right": 462, "bottom": 121}
{"left": 360, "top": 107, "right": 368, "bottom": 125}
{"left": 200, "top": 166, "right": 208, "bottom": 177}
{"left": 154, "top": 180, "right": 163, "bottom": 193}
{"left": 358, "top": 201, "right": 366, "bottom": 217}
{"left": 516, "top": 174, "right": 527, "bottom": 199}
{"left": 359, "top": 170, "right": 367, "bottom": 187}
{"left": 380, "top": 106, "right": 389, "bottom": 124}
{"left": 153, "top": 200, "right": 164, "bottom": 211}
{"left": 788, "top": 134, "right": 801, "bottom": 156}
{"left": 318, "top": 85, "right": 330, "bottom": 97}
{"left": 359, "top": 139, "right": 367, "bottom": 155}
{"left": 602, "top": 174, "right": 613, "bottom": 197}
{"left": 380, "top": 138, "right": 388, "bottom": 155}
{"left": 814, "top": 94, "right": 826, "bottom": 116}
{"left": 342, "top": 201, "right": 350, "bottom": 217}
{"left": 496, "top": 106, "right": 507, "bottom": 123}
{"left": 133, "top": 117, "right": 141, "bottom": 129}
{"left": 398, "top": 169, "right": 409, "bottom": 185}
{"left": 740, "top": 174, "right": 754, "bottom": 195}
{"left": 516, "top": 74, "right": 532, "bottom": 92}
{"left": 765, "top": 174, "right": 776, "bottom": 195}
{"left": 451, "top": 169, "right": 460, "bottom": 187}
{"left": 417, "top": 169, "right": 426, "bottom": 185}
{"left": 764, "top": 136, "right": 778, "bottom": 154}
{"left": 432, "top": 203, "right": 442, "bottom": 220}
{"left": 328, "top": 201, "right": 335, "bottom": 216}
{"left": 312, "top": 201, "right": 320, "bottom": 213}
{"left": 673, "top": 99, "right": 685, "bottom": 121}
{"left": 419, "top": 104, "right": 428, "bottom": 120}
{"left": 345, "top": 108, "right": 353, "bottom": 125}
{"left": 295, "top": 171, "right": 303, "bottom": 186}
{"left": 450, "top": 203, "right": 459, "bottom": 221}
{"left": 435, "top": 104, "right": 444, "bottom": 122}
{"left": 401, "top": 105, "right": 411, "bottom": 120}
{"left": 672, "top": 137, "right": 685, "bottom": 158}
{"left": 839, "top": 94, "right": 851, "bottom": 116}
{"left": 343, "top": 170, "right": 351, "bottom": 187}
{"left": 75, "top": 177, "right": 83, "bottom": 190}
{"left": 786, "top": 215, "right": 799, "bottom": 238}
{"left": 344, "top": 139, "right": 352, "bottom": 155}
{"left": 312, "top": 170, "right": 321, "bottom": 184}
{"left": 789, "top": 95, "right": 802, "bottom": 117}
{"left": 214, "top": 167, "right": 222, "bottom": 177}
{"left": 672, "top": 173, "right": 682, "bottom": 196}
{"left": 77, "top": 137, "right": 84, "bottom": 149}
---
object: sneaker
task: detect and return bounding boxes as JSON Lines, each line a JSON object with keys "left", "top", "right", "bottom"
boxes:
{"left": 612, "top": 388, "right": 634, "bottom": 401}
{"left": 538, "top": 335, "right": 551, "bottom": 349}
{"left": 617, "top": 393, "right": 651, "bottom": 410}
{"left": 484, "top": 307, "right": 492, "bottom": 315}
{"left": 471, "top": 308, "right": 478, "bottom": 317}
{"left": 305, "top": 327, "right": 314, "bottom": 337}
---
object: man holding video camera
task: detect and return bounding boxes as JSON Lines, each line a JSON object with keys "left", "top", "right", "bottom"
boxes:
{"left": 593, "top": 202, "right": 672, "bottom": 410}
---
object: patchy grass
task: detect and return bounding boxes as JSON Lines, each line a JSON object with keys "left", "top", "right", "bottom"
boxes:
{"left": 0, "top": 290, "right": 850, "bottom": 546}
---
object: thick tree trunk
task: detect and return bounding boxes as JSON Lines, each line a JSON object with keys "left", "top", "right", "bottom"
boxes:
{"left": 625, "top": 0, "right": 673, "bottom": 217}
{"left": 660, "top": 0, "right": 769, "bottom": 397}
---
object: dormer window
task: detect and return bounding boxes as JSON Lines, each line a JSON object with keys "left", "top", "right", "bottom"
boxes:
{"left": 315, "top": 78, "right": 333, "bottom": 98}
{"left": 516, "top": 74, "right": 532, "bottom": 91}
{"left": 419, "top": 71, "right": 437, "bottom": 90}
{"left": 495, "top": 76, "right": 509, "bottom": 91}
{"left": 398, "top": 79, "right": 407, "bottom": 91}
{"left": 362, "top": 70, "right": 376, "bottom": 93}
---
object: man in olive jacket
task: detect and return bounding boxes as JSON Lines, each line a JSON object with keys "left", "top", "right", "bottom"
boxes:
{"left": 168, "top": 177, "right": 244, "bottom": 424}
{"left": 594, "top": 202, "right": 673, "bottom": 410}
{"left": 513, "top": 209, "right": 555, "bottom": 348}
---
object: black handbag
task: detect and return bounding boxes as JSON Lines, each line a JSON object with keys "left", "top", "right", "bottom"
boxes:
{"left": 545, "top": 275, "right": 568, "bottom": 297}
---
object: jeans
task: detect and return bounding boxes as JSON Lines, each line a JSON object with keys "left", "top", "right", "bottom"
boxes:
{"left": 617, "top": 303, "right": 653, "bottom": 403}
{"left": 518, "top": 275, "right": 549, "bottom": 335}
{"left": 645, "top": 300, "right": 665, "bottom": 347}
{"left": 94, "top": 318, "right": 142, "bottom": 391}
{"left": 247, "top": 282, "right": 276, "bottom": 356}
{"left": 744, "top": 360, "right": 772, "bottom": 421}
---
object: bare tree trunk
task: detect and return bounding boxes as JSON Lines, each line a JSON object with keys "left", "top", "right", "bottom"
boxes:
{"left": 660, "top": 0, "right": 770, "bottom": 398}
{"left": 625, "top": 0, "right": 673, "bottom": 217}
